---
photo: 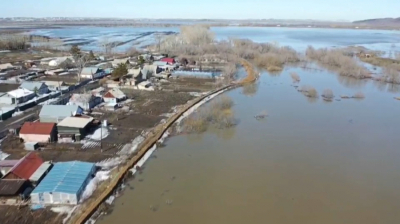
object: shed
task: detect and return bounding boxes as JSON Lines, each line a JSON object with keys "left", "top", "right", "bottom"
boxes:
{"left": 103, "top": 88, "right": 126, "bottom": 103}
{"left": 19, "top": 122, "right": 57, "bottom": 143}
{"left": 57, "top": 117, "right": 94, "bottom": 141}
{"left": 2, "top": 152, "right": 43, "bottom": 180}
{"left": 0, "top": 180, "right": 29, "bottom": 197}
{"left": 29, "top": 162, "right": 52, "bottom": 185}
{"left": 30, "top": 161, "right": 96, "bottom": 205}
{"left": 39, "top": 105, "right": 84, "bottom": 123}
{"left": 0, "top": 63, "right": 14, "bottom": 71}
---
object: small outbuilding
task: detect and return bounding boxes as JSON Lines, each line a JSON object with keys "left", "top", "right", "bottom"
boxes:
{"left": 19, "top": 122, "right": 57, "bottom": 143}
{"left": 2, "top": 152, "right": 43, "bottom": 180}
{"left": 57, "top": 117, "right": 94, "bottom": 141}
{"left": 160, "top": 57, "right": 176, "bottom": 64}
{"left": 29, "top": 162, "right": 53, "bottom": 186}
{"left": 0, "top": 180, "right": 30, "bottom": 198}
{"left": 103, "top": 88, "right": 126, "bottom": 103}
{"left": 30, "top": 161, "right": 96, "bottom": 205}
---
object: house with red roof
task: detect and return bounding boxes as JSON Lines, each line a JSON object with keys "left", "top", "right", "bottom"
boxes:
{"left": 19, "top": 122, "right": 57, "bottom": 143}
{"left": 2, "top": 152, "right": 43, "bottom": 180}
{"left": 160, "top": 57, "right": 175, "bottom": 64}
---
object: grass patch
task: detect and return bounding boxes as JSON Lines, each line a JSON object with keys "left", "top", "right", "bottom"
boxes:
{"left": 352, "top": 92, "right": 365, "bottom": 99}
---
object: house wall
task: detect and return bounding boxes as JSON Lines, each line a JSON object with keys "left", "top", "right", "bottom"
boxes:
{"left": 0, "top": 96, "right": 14, "bottom": 104}
{"left": 103, "top": 97, "right": 116, "bottom": 103}
{"left": 20, "top": 133, "right": 52, "bottom": 143}
{"left": 31, "top": 192, "right": 78, "bottom": 205}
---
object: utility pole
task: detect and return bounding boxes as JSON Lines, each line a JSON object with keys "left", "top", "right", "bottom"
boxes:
{"left": 100, "top": 125, "right": 103, "bottom": 153}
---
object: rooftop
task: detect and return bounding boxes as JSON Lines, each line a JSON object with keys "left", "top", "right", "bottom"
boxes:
{"left": 80, "top": 67, "right": 101, "bottom": 75}
{"left": 69, "top": 93, "right": 94, "bottom": 103}
{"left": 39, "top": 105, "right": 83, "bottom": 118}
{"left": 7, "top": 88, "right": 34, "bottom": 98}
{"left": 57, "top": 116, "right": 93, "bottom": 128}
{"left": 31, "top": 161, "right": 95, "bottom": 195}
{"left": 0, "top": 180, "right": 26, "bottom": 196}
{"left": 29, "top": 162, "right": 52, "bottom": 182}
{"left": 104, "top": 88, "right": 126, "bottom": 99}
{"left": 20, "top": 122, "right": 56, "bottom": 135}
{"left": 19, "top": 81, "right": 45, "bottom": 91}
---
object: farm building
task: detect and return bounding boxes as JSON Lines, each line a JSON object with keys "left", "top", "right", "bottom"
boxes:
{"left": 2, "top": 152, "right": 43, "bottom": 180}
{"left": 171, "top": 70, "right": 220, "bottom": 79}
{"left": 68, "top": 93, "right": 102, "bottom": 110}
{"left": 19, "top": 82, "right": 49, "bottom": 95}
{"left": 57, "top": 117, "right": 94, "bottom": 141}
{"left": 39, "top": 105, "right": 84, "bottom": 123}
{"left": 19, "top": 122, "right": 57, "bottom": 143}
{"left": 103, "top": 88, "right": 126, "bottom": 103}
{"left": 30, "top": 161, "right": 96, "bottom": 205}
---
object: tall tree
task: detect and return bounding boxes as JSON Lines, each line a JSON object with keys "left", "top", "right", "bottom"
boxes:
{"left": 112, "top": 63, "right": 128, "bottom": 80}
{"left": 70, "top": 45, "right": 81, "bottom": 57}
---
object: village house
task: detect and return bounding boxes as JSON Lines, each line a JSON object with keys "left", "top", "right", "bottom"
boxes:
{"left": 43, "top": 81, "right": 66, "bottom": 91}
{"left": 19, "top": 81, "right": 49, "bottom": 95}
{"left": 44, "top": 68, "right": 66, "bottom": 76}
{"left": 0, "top": 88, "right": 35, "bottom": 105}
{"left": 111, "top": 58, "right": 130, "bottom": 68}
{"left": 57, "top": 117, "right": 94, "bottom": 141}
{"left": 2, "top": 152, "right": 43, "bottom": 180}
{"left": 103, "top": 88, "right": 126, "bottom": 103}
{"left": 39, "top": 104, "right": 84, "bottom": 123}
{"left": 68, "top": 93, "right": 102, "bottom": 110}
{"left": 80, "top": 67, "right": 106, "bottom": 79}
{"left": 19, "top": 122, "right": 57, "bottom": 143}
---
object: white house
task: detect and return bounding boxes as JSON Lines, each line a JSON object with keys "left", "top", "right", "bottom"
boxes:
{"left": 0, "top": 89, "right": 35, "bottom": 104}
{"left": 103, "top": 88, "right": 126, "bottom": 103}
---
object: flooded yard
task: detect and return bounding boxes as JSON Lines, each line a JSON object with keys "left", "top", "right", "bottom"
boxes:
{"left": 99, "top": 66, "right": 400, "bottom": 224}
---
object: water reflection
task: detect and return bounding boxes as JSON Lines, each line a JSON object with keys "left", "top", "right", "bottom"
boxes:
{"left": 373, "top": 81, "right": 400, "bottom": 93}
{"left": 337, "top": 75, "right": 368, "bottom": 88}
{"left": 241, "top": 82, "right": 259, "bottom": 97}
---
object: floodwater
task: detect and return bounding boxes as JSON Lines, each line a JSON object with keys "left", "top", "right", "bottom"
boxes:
{"left": 29, "top": 26, "right": 400, "bottom": 53}
{"left": 98, "top": 59, "right": 400, "bottom": 224}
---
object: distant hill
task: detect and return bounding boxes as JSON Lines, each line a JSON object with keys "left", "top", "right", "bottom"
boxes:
{"left": 353, "top": 17, "right": 400, "bottom": 26}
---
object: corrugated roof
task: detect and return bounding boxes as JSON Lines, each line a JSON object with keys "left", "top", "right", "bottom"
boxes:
{"left": 20, "top": 122, "right": 56, "bottom": 135}
{"left": 29, "top": 162, "right": 52, "bottom": 182}
{"left": 19, "top": 82, "right": 46, "bottom": 91}
{"left": 39, "top": 105, "right": 83, "bottom": 118}
{"left": 0, "top": 180, "right": 26, "bottom": 196}
{"left": 31, "top": 161, "right": 95, "bottom": 195}
{"left": 57, "top": 117, "right": 93, "bottom": 128}
{"left": 4, "top": 152, "right": 43, "bottom": 180}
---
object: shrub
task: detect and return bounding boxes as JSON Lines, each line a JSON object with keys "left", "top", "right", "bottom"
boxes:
{"left": 322, "top": 89, "right": 334, "bottom": 100}
{"left": 290, "top": 72, "right": 300, "bottom": 82}
{"left": 299, "top": 85, "right": 318, "bottom": 98}
{"left": 352, "top": 92, "right": 365, "bottom": 99}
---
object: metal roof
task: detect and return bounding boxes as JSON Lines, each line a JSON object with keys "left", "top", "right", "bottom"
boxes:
{"left": 29, "top": 162, "right": 52, "bottom": 182}
{"left": 19, "top": 82, "right": 46, "bottom": 91}
{"left": 7, "top": 88, "right": 34, "bottom": 98}
{"left": 19, "top": 122, "right": 56, "bottom": 135}
{"left": 31, "top": 161, "right": 95, "bottom": 195}
{"left": 39, "top": 105, "right": 83, "bottom": 118}
{"left": 57, "top": 116, "right": 93, "bottom": 128}
{"left": 0, "top": 180, "right": 26, "bottom": 196}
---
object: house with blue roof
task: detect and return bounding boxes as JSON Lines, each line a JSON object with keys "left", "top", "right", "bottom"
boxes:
{"left": 80, "top": 67, "right": 105, "bottom": 80}
{"left": 30, "top": 161, "right": 96, "bottom": 205}
{"left": 19, "top": 81, "right": 49, "bottom": 95}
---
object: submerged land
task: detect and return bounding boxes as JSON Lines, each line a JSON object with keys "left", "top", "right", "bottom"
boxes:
{"left": 0, "top": 21, "right": 399, "bottom": 224}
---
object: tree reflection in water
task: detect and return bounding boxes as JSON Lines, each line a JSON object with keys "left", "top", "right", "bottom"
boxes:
{"left": 241, "top": 83, "right": 259, "bottom": 97}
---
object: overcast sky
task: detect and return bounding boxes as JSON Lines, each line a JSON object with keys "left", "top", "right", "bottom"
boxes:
{"left": 2, "top": 0, "right": 399, "bottom": 21}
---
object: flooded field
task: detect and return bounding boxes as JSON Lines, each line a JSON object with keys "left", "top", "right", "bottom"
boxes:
{"left": 99, "top": 65, "right": 400, "bottom": 224}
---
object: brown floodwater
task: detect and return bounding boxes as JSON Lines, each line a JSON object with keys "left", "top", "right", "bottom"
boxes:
{"left": 99, "top": 67, "right": 400, "bottom": 224}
